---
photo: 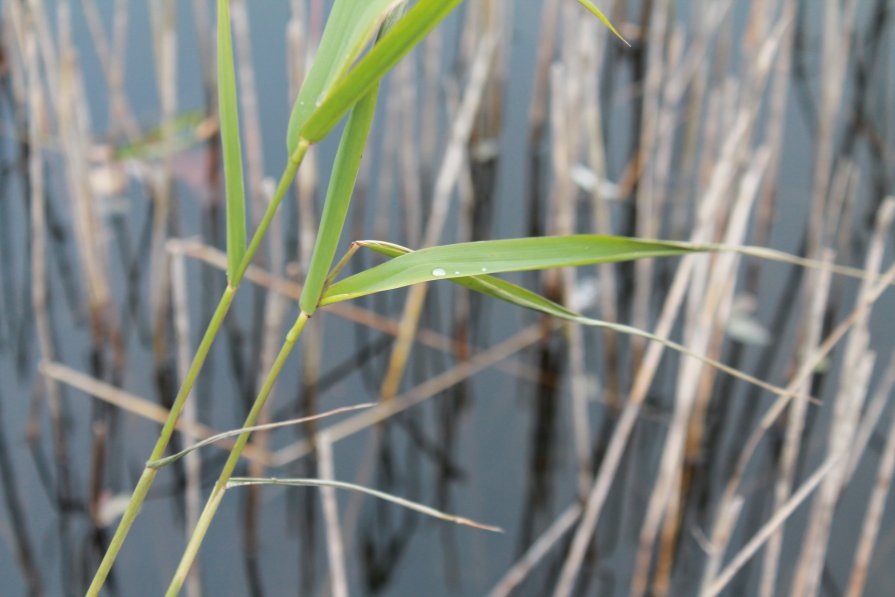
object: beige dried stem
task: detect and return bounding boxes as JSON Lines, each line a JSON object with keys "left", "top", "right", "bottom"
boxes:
{"left": 39, "top": 361, "right": 273, "bottom": 466}
{"left": 552, "top": 251, "right": 699, "bottom": 597}
{"left": 487, "top": 503, "right": 582, "bottom": 597}
{"left": 148, "top": 0, "right": 177, "bottom": 360}
{"left": 790, "top": 200, "right": 892, "bottom": 597}
{"left": 81, "top": 0, "right": 139, "bottom": 139}
{"left": 549, "top": 54, "right": 593, "bottom": 496}
{"left": 758, "top": 256, "right": 833, "bottom": 597}
{"left": 806, "top": 0, "right": 859, "bottom": 259}
{"left": 644, "top": 149, "right": 769, "bottom": 594}
{"left": 846, "top": 354, "right": 895, "bottom": 596}
{"left": 703, "top": 456, "right": 843, "bottom": 597}
{"left": 699, "top": 262, "right": 895, "bottom": 595}
{"left": 377, "top": 36, "right": 496, "bottom": 401}
{"left": 629, "top": 0, "right": 669, "bottom": 369}
{"left": 633, "top": 147, "right": 770, "bottom": 597}
{"left": 169, "top": 242, "right": 203, "bottom": 597}
{"left": 318, "top": 433, "right": 349, "bottom": 597}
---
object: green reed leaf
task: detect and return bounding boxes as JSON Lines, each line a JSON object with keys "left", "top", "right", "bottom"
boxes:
{"left": 286, "top": 0, "right": 405, "bottom": 153}
{"left": 345, "top": 240, "right": 814, "bottom": 401}
{"left": 217, "top": 0, "right": 246, "bottom": 283}
{"left": 321, "top": 235, "right": 700, "bottom": 305}
{"left": 575, "top": 0, "right": 630, "bottom": 46}
{"left": 296, "top": 0, "right": 463, "bottom": 145}
{"left": 299, "top": 87, "right": 379, "bottom": 316}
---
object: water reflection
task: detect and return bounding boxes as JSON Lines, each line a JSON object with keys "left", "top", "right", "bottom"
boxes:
{"left": 3, "top": 1, "right": 895, "bottom": 596}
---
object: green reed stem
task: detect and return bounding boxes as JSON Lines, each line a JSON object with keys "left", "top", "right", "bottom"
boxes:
{"left": 165, "top": 312, "right": 311, "bottom": 596}
{"left": 86, "top": 141, "right": 309, "bottom": 597}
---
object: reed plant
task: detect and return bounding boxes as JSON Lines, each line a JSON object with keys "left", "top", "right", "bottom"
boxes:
{"left": 83, "top": 1, "right": 887, "bottom": 595}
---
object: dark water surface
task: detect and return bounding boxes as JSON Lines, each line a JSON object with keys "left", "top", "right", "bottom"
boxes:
{"left": 2, "top": 2, "right": 895, "bottom": 596}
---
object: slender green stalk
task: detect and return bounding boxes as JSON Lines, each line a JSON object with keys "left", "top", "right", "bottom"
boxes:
{"left": 165, "top": 312, "right": 311, "bottom": 596}
{"left": 86, "top": 142, "right": 309, "bottom": 597}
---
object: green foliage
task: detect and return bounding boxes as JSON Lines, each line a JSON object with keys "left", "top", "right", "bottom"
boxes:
{"left": 217, "top": 0, "right": 247, "bottom": 282}
{"left": 288, "top": 0, "right": 463, "bottom": 149}
{"left": 89, "top": 3, "right": 650, "bottom": 595}
{"left": 321, "top": 236, "right": 699, "bottom": 305}
{"left": 286, "top": 0, "right": 406, "bottom": 151}
{"left": 299, "top": 89, "right": 379, "bottom": 316}
{"left": 575, "top": 0, "right": 629, "bottom": 45}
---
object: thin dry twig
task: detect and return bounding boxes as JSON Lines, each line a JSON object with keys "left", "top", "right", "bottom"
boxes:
{"left": 39, "top": 361, "right": 273, "bottom": 466}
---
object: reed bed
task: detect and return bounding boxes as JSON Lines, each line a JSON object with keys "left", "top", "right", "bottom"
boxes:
{"left": 1, "top": 1, "right": 894, "bottom": 596}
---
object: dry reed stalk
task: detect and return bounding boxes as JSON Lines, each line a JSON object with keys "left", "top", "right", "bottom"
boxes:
{"left": 54, "top": 2, "right": 113, "bottom": 345}
{"left": 701, "top": 262, "right": 895, "bottom": 597}
{"left": 271, "top": 324, "right": 545, "bottom": 467}
{"left": 528, "top": 0, "right": 560, "bottom": 145}
{"left": 192, "top": 0, "right": 216, "bottom": 102}
{"left": 634, "top": 21, "right": 786, "bottom": 585}
{"left": 703, "top": 456, "right": 842, "bottom": 597}
{"left": 56, "top": 4, "right": 127, "bottom": 510}
{"left": 396, "top": 57, "right": 423, "bottom": 248}
{"left": 148, "top": 0, "right": 177, "bottom": 361}
{"left": 806, "top": 0, "right": 859, "bottom": 259}
{"left": 629, "top": 0, "right": 669, "bottom": 369}
{"left": 790, "top": 199, "right": 892, "bottom": 597}
{"left": 676, "top": 18, "right": 790, "bottom": 588}
{"left": 758, "top": 256, "right": 834, "bottom": 597}
{"left": 549, "top": 54, "right": 592, "bottom": 496}
{"left": 419, "top": 25, "right": 441, "bottom": 187}
{"left": 81, "top": 0, "right": 139, "bottom": 139}
{"left": 13, "top": 15, "right": 48, "bottom": 595}
{"left": 39, "top": 361, "right": 273, "bottom": 466}
{"left": 552, "top": 252, "right": 700, "bottom": 597}
{"left": 377, "top": 36, "right": 496, "bottom": 401}
{"left": 750, "top": 0, "right": 796, "bottom": 257}
{"left": 579, "top": 18, "right": 621, "bottom": 408}
{"left": 454, "top": 121, "right": 474, "bottom": 361}
{"left": 486, "top": 502, "right": 582, "bottom": 597}
{"left": 847, "top": 348, "right": 895, "bottom": 481}
{"left": 631, "top": 148, "right": 769, "bottom": 597}
{"left": 698, "top": 495, "right": 744, "bottom": 597}
{"left": 846, "top": 352, "right": 895, "bottom": 595}
{"left": 318, "top": 433, "right": 349, "bottom": 597}
{"left": 170, "top": 244, "right": 203, "bottom": 597}
{"left": 21, "top": 0, "right": 71, "bottom": 501}
{"left": 661, "top": 149, "right": 773, "bottom": 596}
{"left": 667, "top": 0, "right": 715, "bottom": 239}
{"left": 24, "top": 0, "right": 60, "bottom": 125}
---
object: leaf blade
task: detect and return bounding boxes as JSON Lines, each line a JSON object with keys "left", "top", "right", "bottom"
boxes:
{"left": 217, "top": 0, "right": 246, "bottom": 282}
{"left": 286, "top": 0, "right": 405, "bottom": 153}
{"left": 298, "top": 0, "right": 463, "bottom": 144}
{"left": 575, "top": 0, "right": 630, "bottom": 46}
{"left": 299, "top": 88, "right": 380, "bottom": 315}
{"left": 321, "top": 235, "right": 701, "bottom": 305}
{"left": 349, "top": 240, "right": 810, "bottom": 402}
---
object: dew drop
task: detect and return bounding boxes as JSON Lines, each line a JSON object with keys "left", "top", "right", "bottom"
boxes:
{"left": 431, "top": 268, "right": 447, "bottom": 277}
